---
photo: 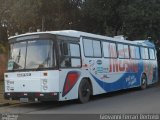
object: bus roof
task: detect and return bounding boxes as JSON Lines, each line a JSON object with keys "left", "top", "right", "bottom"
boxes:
{"left": 9, "top": 30, "right": 116, "bottom": 40}
{"left": 8, "top": 30, "right": 154, "bottom": 47}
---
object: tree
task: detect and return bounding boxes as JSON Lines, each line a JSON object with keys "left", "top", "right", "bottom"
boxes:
{"left": 0, "top": 0, "right": 160, "bottom": 41}
{"left": 8, "top": 0, "right": 40, "bottom": 35}
{"left": 0, "top": 0, "right": 13, "bottom": 43}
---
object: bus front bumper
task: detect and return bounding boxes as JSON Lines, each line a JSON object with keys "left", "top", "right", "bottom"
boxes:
{"left": 4, "top": 92, "right": 59, "bottom": 102}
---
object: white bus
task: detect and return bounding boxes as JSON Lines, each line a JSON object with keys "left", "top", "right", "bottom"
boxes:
{"left": 4, "top": 30, "right": 158, "bottom": 103}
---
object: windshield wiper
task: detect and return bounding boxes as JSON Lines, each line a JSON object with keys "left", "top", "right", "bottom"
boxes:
{"left": 16, "top": 49, "right": 21, "bottom": 63}
{"left": 35, "top": 45, "right": 52, "bottom": 70}
{"left": 13, "top": 49, "right": 23, "bottom": 69}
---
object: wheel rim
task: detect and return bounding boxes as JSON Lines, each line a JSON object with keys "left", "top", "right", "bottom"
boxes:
{"left": 141, "top": 77, "right": 146, "bottom": 88}
{"left": 81, "top": 82, "right": 90, "bottom": 97}
{"left": 142, "top": 78, "right": 146, "bottom": 85}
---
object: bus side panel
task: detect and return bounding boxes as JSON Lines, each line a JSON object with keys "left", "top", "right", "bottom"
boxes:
{"left": 47, "top": 70, "right": 60, "bottom": 93}
{"left": 59, "top": 68, "right": 105, "bottom": 101}
{"left": 92, "top": 58, "right": 157, "bottom": 92}
{"left": 83, "top": 57, "right": 108, "bottom": 95}
{"left": 123, "top": 59, "right": 142, "bottom": 89}
{"left": 87, "top": 58, "right": 141, "bottom": 94}
{"left": 59, "top": 69, "right": 81, "bottom": 101}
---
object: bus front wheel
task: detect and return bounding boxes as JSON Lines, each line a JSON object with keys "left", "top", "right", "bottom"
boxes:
{"left": 140, "top": 74, "right": 147, "bottom": 90}
{"left": 78, "top": 79, "right": 91, "bottom": 103}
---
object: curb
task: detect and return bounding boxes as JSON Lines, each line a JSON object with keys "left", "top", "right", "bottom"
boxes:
{"left": 0, "top": 102, "right": 9, "bottom": 107}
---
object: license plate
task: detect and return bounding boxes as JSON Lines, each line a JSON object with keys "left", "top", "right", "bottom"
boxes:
{"left": 20, "top": 98, "right": 29, "bottom": 103}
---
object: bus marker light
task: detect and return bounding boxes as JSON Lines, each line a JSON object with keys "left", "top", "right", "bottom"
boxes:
{"left": 43, "top": 86, "right": 48, "bottom": 90}
{"left": 35, "top": 98, "right": 38, "bottom": 102}
{"left": 50, "top": 93, "right": 54, "bottom": 96}
{"left": 42, "top": 79, "right": 47, "bottom": 85}
{"left": 43, "top": 72, "right": 48, "bottom": 76}
{"left": 35, "top": 93, "right": 40, "bottom": 96}
{"left": 40, "top": 94, "right": 44, "bottom": 96}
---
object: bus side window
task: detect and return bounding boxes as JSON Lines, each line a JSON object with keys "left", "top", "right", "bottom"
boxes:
{"left": 103, "top": 42, "right": 117, "bottom": 58}
{"left": 130, "top": 45, "right": 140, "bottom": 59}
{"left": 70, "top": 44, "right": 81, "bottom": 67}
{"left": 118, "top": 44, "right": 125, "bottom": 58}
{"left": 141, "top": 47, "right": 149, "bottom": 60}
{"left": 83, "top": 39, "right": 93, "bottom": 57}
{"left": 60, "top": 42, "right": 81, "bottom": 68}
{"left": 62, "top": 42, "right": 70, "bottom": 56}
{"left": 110, "top": 43, "right": 117, "bottom": 58}
{"left": 135, "top": 46, "right": 140, "bottom": 59}
{"left": 83, "top": 39, "right": 102, "bottom": 58}
{"left": 93, "top": 40, "right": 102, "bottom": 57}
{"left": 149, "top": 48, "right": 155, "bottom": 60}
{"left": 124, "top": 45, "right": 129, "bottom": 58}
{"left": 59, "top": 42, "right": 71, "bottom": 67}
{"left": 103, "top": 42, "right": 110, "bottom": 57}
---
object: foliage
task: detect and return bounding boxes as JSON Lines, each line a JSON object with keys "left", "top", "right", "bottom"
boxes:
{"left": 0, "top": 0, "right": 160, "bottom": 78}
{"left": 0, "top": 0, "right": 160, "bottom": 41}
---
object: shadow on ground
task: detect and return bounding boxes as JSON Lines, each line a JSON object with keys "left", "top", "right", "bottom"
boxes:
{"left": 14, "top": 82, "right": 160, "bottom": 111}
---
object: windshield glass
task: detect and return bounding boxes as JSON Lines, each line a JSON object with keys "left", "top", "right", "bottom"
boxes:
{"left": 9, "top": 42, "right": 26, "bottom": 70}
{"left": 8, "top": 40, "right": 55, "bottom": 70}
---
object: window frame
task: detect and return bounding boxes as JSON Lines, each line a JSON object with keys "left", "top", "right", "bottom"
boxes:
{"left": 129, "top": 45, "right": 141, "bottom": 60}
{"left": 83, "top": 38, "right": 102, "bottom": 58}
{"left": 59, "top": 40, "right": 82, "bottom": 68}
{"left": 149, "top": 48, "right": 156, "bottom": 60}
{"left": 140, "top": 46, "right": 149, "bottom": 60}
{"left": 117, "top": 43, "right": 130, "bottom": 59}
{"left": 102, "top": 41, "right": 117, "bottom": 58}
{"left": 7, "top": 38, "right": 59, "bottom": 72}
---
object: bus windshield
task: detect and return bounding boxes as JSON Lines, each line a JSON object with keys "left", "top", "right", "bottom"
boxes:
{"left": 8, "top": 40, "right": 55, "bottom": 70}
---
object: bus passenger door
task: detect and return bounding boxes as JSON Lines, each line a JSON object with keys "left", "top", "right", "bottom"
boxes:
{"left": 58, "top": 41, "right": 82, "bottom": 101}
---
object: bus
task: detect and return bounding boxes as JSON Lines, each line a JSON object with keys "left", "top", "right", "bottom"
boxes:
{"left": 4, "top": 30, "right": 158, "bottom": 103}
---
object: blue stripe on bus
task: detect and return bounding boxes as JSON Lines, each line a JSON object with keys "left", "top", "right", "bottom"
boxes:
{"left": 90, "top": 72, "right": 141, "bottom": 92}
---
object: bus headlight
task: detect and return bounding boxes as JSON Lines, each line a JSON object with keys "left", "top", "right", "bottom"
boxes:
{"left": 43, "top": 86, "right": 48, "bottom": 90}
{"left": 42, "top": 79, "right": 47, "bottom": 85}
{"left": 41, "top": 79, "right": 48, "bottom": 90}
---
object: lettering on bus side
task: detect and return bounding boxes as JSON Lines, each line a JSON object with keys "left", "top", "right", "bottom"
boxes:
{"left": 108, "top": 43, "right": 138, "bottom": 73}
{"left": 109, "top": 59, "right": 138, "bottom": 73}
{"left": 144, "top": 62, "right": 155, "bottom": 81}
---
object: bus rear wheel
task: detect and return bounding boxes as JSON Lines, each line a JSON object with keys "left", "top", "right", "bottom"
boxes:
{"left": 78, "top": 79, "right": 92, "bottom": 103}
{"left": 140, "top": 74, "right": 147, "bottom": 90}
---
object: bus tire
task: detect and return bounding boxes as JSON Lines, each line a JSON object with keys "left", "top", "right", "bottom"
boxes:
{"left": 78, "top": 79, "right": 91, "bottom": 103}
{"left": 140, "top": 74, "right": 147, "bottom": 90}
